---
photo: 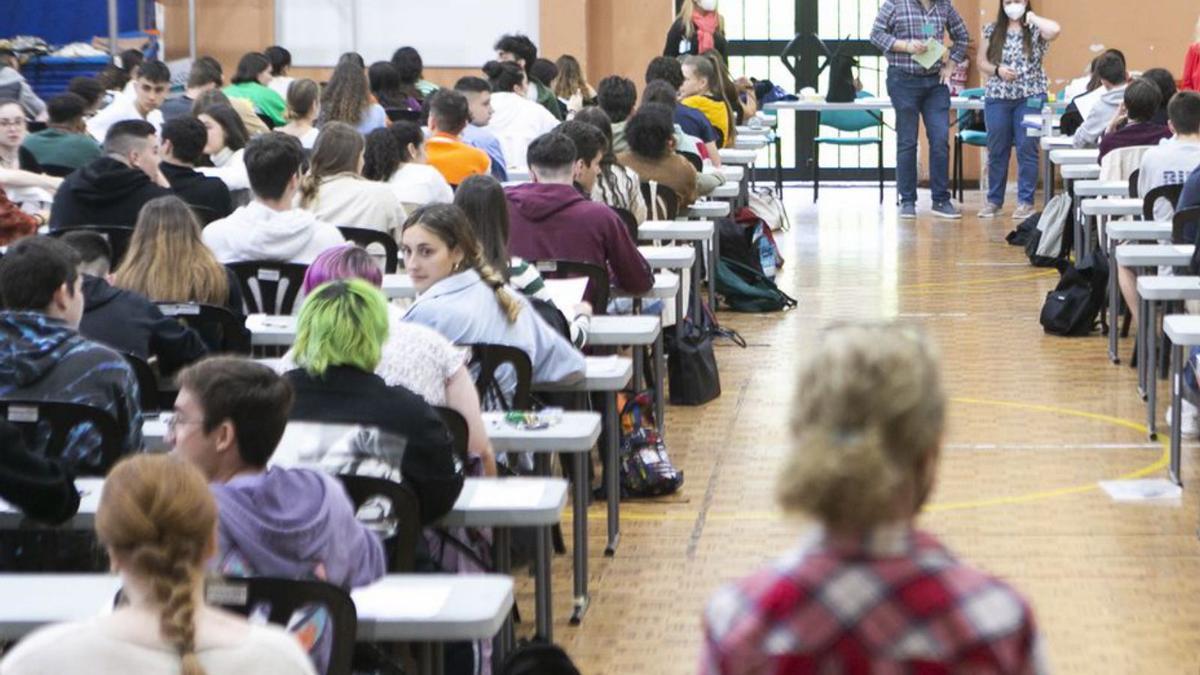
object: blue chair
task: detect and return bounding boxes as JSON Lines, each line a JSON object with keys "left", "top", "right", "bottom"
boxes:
{"left": 953, "top": 87, "right": 987, "bottom": 202}
{"left": 814, "top": 91, "right": 885, "bottom": 203}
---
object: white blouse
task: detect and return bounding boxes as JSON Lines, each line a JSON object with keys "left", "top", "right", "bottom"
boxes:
{"left": 387, "top": 162, "right": 454, "bottom": 207}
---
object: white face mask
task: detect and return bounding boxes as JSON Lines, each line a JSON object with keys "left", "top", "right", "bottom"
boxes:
{"left": 696, "top": 0, "right": 717, "bottom": 12}
{"left": 1004, "top": 2, "right": 1027, "bottom": 20}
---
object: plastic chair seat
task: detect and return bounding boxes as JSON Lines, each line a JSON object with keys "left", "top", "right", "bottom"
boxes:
{"left": 814, "top": 136, "right": 881, "bottom": 146}
{"left": 958, "top": 130, "right": 988, "bottom": 146}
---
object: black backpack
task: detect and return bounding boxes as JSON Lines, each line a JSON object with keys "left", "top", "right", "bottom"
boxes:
{"left": 1040, "top": 249, "right": 1109, "bottom": 336}
{"left": 501, "top": 640, "right": 581, "bottom": 675}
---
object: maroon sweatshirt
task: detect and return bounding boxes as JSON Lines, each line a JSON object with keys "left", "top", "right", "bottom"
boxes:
{"left": 1098, "top": 122, "right": 1173, "bottom": 163}
{"left": 506, "top": 182, "right": 654, "bottom": 301}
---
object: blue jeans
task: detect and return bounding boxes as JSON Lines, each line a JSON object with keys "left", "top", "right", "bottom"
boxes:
{"left": 984, "top": 95, "right": 1045, "bottom": 206}
{"left": 887, "top": 67, "right": 951, "bottom": 205}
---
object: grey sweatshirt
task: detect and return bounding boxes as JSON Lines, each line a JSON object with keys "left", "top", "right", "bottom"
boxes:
{"left": 0, "top": 67, "right": 46, "bottom": 119}
{"left": 1073, "top": 84, "right": 1127, "bottom": 149}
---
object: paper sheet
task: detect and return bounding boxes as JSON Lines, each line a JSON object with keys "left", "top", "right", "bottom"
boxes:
{"left": 542, "top": 277, "right": 588, "bottom": 313}
{"left": 1098, "top": 479, "right": 1182, "bottom": 502}
{"left": 469, "top": 480, "right": 547, "bottom": 509}
{"left": 1072, "top": 87, "right": 1104, "bottom": 124}
{"left": 352, "top": 585, "right": 452, "bottom": 620}
{"left": 912, "top": 38, "right": 946, "bottom": 70}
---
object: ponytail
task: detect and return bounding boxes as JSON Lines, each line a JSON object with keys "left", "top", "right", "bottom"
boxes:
{"left": 476, "top": 258, "right": 521, "bottom": 323}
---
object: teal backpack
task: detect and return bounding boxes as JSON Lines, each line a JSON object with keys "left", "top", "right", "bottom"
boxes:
{"left": 716, "top": 258, "right": 798, "bottom": 312}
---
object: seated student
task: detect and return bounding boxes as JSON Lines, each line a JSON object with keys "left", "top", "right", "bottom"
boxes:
{"left": 707, "top": 49, "right": 756, "bottom": 124}
{"left": 222, "top": 52, "right": 287, "bottom": 128}
{"left": 641, "top": 79, "right": 723, "bottom": 170}
{"left": 700, "top": 323, "right": 1045, "bottom": 675}
{"left": 196, "top": 103, "right": 251, "bottom": 191}
{"left": 494, "top": 33, "right": 564, "bottom": 120}
{"left": 159, "top": 117, "right": 234, "bottom": 224}
{"left": 0, "top": 48, "right": 46, "bottom": 121}
{"left": 553, "top": 54, "right": 596, "bottom": 114}
{"left": 482, "top": 60, "right": 559, "bottom": 174}
{"left": 0, "top": 99, "right": 63, "bottom": 215}
{"left": 298, "top": 122, "right": 405, "bottom": 235}
{"left": 166, "top": 357, "right": 384, "bottom": 673}
{"left": 265, "top": 45, "right": 295, "bottom": 100}
{"left": 573, "top": 107, "right": 649, "bottom": 225}
{"left": 1181, "top": 164, "right": 1200, "bottom": 212}
{"left": 0, "top": 237, "right": 142, "bottom": 469}
{"left": 645, "top": 55, "right": 723, "bottom": 167}
{"left": 160, "top": 56, "right": 223, "bottom": 122}
{"left": 679, "top": 55, "right": 734, "bottom": 148}
{"left": 87, "top": 59, "right": 169, "bottom": 141}
{"left": 60, "top": 229, "right": 207, "bottom": 374}
{"left": 321, "top": 58, "right": 388, "bottom": 136}
{"left": 0, "top": 420, "right": 80, "bottom": 525}
{"left": 392, "top": 46, "right": 439, "bottom": 100}
{"left": 401, "top": 204, "right": 587, "bottom": 393}
{"left": 454, "top": 76, "right": 509, "bottom": 181}
{"left": 618, "top": 103, "right": 704, "bottom": 210}
{"left": 1073, "top": 50, "right": 1130, "bottom": 148}
{"left": 276, "top": 246, "right": 496, "bottom": 475}
{"left": 425, "top": 89, "right": 492, "bottom": 186}
{"left": 67, "top": 76, "right": 105, "bottom": 116}
{"left": 1143, "top": 68, "right": 1178, "bottom": 127}
{"left": 21, "top": 93, "right": 102, "bottom": 172}
{"left": 0, "top": 454, "right": 317, "bottom": 675}
{"left": 192, "top": 82, "right": 270, "bottom": 138}
{"left": 368, "top": 61, "right": 420, "bottom": 113}
{"left": 49, "top": 119, "right": 171, "bottom": 229}
{"left": 284, "top": 280, "right": 465, "bottom": 521}
{"left": 203, "top": 132, "right": 344, "bottom": 264}
{"left": 1099, "top": 78, "right": 1173, "bottom": 162}
{"left": 597, "top": 75, "right": 638, "bottom": 154}
{"left": 278, "top": 78, "right": 321, "bottom": 150}
{"left": 95, "top": 49, "right": 143, "bottom": 99}
{"left": 362, "top": 122, "right": 454, "bottom": 210}
{"left": 507, "top": 132, "right": 654, "bottom": 300}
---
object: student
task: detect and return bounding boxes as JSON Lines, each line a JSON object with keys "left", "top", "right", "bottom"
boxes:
{"left": 482, "top": 60, "right": 559, "bottom": 174}
{"left": 192, "top": 78, "right": 270, "bottom": 138}
{"left": 1098, "top": 78, "right": 1172, "bottom": 163}
{"left": 298, "top": 122, "right": 404, "bottom": 235}
{"left": 870, "top": 0, "right": 970, "bottom": 220}
{"left": 679, "top": 55, "right": 735, "bottom": 149}
{"left": 1141, "top": 68, "right": 1177, "bottom": 127}
{"left": 0, "top": 48, "right": 46, "bottom": 121}
{"left": 494, "top": 33, "right": 563, "bottom": 120}
{"left": 1072, "top": 50, "right": 1129, "bottom": 149}
{"left": 0, "top": 99, "right": 62, "bottom": 209}
{"left": 699, "top": 323, "right": 1045, "bottom": 675}
{"left": 61, "top": 229, "right": 207, "bottom": 374}
{"left": 265, "top": 45, "right": 295, "bottom": 99}
{"left": 96, "top": 49, "right": 144, "bottom": 96}
{"left": 0, "top": 454, "right": 317, "bottom": 675}
{"left": 401, "top": 204, "right": 587, "bottom": 392}
{"left": 285, "top": 280, "right": 465, "bottom": 522}
{"left": 203, "top": 132, "right": 344, "bottom": 264}
{"left": 425, "top": 89, "right": 492, "bottom": 186}
{"left": 1182, "top": 16, "right": 1200, "bottom": 92}
{"left": 368, "top": 61, "right": 420, "bottom": 113}
{"left": 362, "top": 122, "right": 454, "bottom": 210}
{"left": 0, "top": 236, "right": 143, "bottom": 470}
{"left": 644, "top": 56, "right": 723, "bottom": 167}
{"left": 21, "top": 93, "right": 102, "bottom": 171}
{"left": 223, "top": 52, "right": 287, "bottom": 128}
{"left": 1180, "top": 164, "right": 1200, "bottom": 211}
{"left": 597, "top": 76, "right": 638, "bottom": 154}
{"left": 617, "top": 103, "right": 704, "bottom": 210}
{"left": 275, "top": 246, "right": 497, "bottom": 475}
{"left": 640, "top": 80, "right": 722, "bottom": 167}
{"left": 159, "top": 56, "right": 223, "bottom": 122}
{"left": 553, "top": 54, "right": 595, "bottom": 114}
{"left": 975, "top": 0, "right": 1061, "bottom": 220}
{"left": 66, "top": 76, "right": 106, "bottom": 116}
{"left": 0, "top": 420, "right": 80, "bottom": 525}
{"left": 705, "top": 50, "right": 756, "bottom": 123}
{"left": 392, "top": 46, "right": 439, "bottom": 100}
{"left": 87, "top": 59, "right": 169, "bottom": 141}
{"left": 49, "top": 119, "right": 171, "bottom": 229}
{"left": 321, "top": 59, "right": 387, "bottom": 135}
{"left": 195, "top": 103, "right": 250, "bottom": 191}
{"left": 454, "top": 76, "right": 508, "bottom": 181}
{"left": 159, "top": 117, "right": 234, "bottom": 224}
{"left": 573, "top": 107, "right": 649, "bottom": 225}
{"left": 278, "top": 78, "right": 320, "bottom": 150}
{"left": 506, "top": 132, "right": 654, "bottom": 300}
{"left": 664, "top": 0, "right": 728, "bottom": 59}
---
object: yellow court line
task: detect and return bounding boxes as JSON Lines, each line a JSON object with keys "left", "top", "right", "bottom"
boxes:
{"left": 897, "top": 269, "right": 1057, "bottom": 290}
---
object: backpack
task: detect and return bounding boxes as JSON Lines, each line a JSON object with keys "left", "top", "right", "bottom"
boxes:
{"left": 618, "top": 392, "right": 683, "bottom": 497}
{"left": 501, "top": 640, "right": 581, "bottom": 675}
{"left": 1040, "top": 249, "right": 1109, "bottom": 336}
{"left": 747, "top": 186, "right": 792, "bottom": 232}
{"left": 1025, "top": 193, "right": 1073, "bottom": 267}
{"left": 716, "top": 258, "right": 798, "bottom": 313}
{"left": 1006, "top": 211, "right": 1041, "bottom": 247}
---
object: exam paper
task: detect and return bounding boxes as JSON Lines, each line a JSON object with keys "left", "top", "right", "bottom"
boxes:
{"left": 912, "top": 38, "right": 946, "bottom": 70}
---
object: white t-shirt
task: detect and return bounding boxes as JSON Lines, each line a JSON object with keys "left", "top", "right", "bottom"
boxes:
{"left": 488, "top": 91, "right": 560, "bottom": 172}
{"left": 1138, "top": 138, "right": 1200, "bottom": 222}
{"left": 387, "top": 162, "right": 454, "bottom": 207}
{"left": 86, "top": 94, "right": 164, "bottom": 142}
{"left": 268, "top": 76, "right": 296, "bottom": 99}
{"left": 0, "top": 617, "right": 316, "bottom": 675}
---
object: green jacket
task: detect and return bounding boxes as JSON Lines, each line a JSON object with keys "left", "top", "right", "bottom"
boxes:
{"left": 20, "top": 128, "right": 101, "bottom": 170}
{"left": 530, "top": 78, "right": 564, "bottom": 121}
{"left": 223, "top": 82, "right": 287, "bottom": 127}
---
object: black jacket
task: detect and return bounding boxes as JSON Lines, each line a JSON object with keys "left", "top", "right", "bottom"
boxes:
{"left": 160, "top": 161, "right": 233, "bottom": 225}
{"left": 285, "top": 366, "right": 464, "bottom": 523}
{"left": 79, "top": 275, "right": 208, "bottom": 374}
{"left": 663, "top": 19, "right": 728, "bottom": 59}
{"left": 0, "top": 420, "right": 80, "bottom": 524}
{"left": 49, "top": 156, "right": 172, "bottom": 228}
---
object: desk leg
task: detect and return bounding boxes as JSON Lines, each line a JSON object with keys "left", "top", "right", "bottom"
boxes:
{"left": 1147, "top": 300, "right": 1158, "bottom": 440}
{"left": 1138, "top": 295, "right": 1148, "bottom": 400}
{"left": 1170, "top": 342, "right": 1184, "bottom": 486}
{"left": 492, "top": 527, "right": 514, "bottom": 672}
{"left": 604, "top": 390, "right": 620, "bottom": 556}
{"left": 1044, "top": 153, "right": 1054, "bottom": 202}
{"left": 692, "top": 242, "right": 704, "bottom": 321}
{"left": 416, "top": 643, "right": 434, "bottom": 675}
{"left": 1071, "top": 185, "right": 1081, "bottom": 261}
{"left": 533, "top": 454, "right": 553, "bottom": 641}
{"left": 1108, "top": 238, "right": 1120, "bottom": 363}
{"left": 632, "top": 345, "right": 644, "bottom": 394}
{"left": 433, "top": 644, "right": 445, "bottom": 675}
{"left": 654, "top": 329, "right": 666, "bottom": 441}
{"left": 569, "top": 450, "right": 590, "bottom": 624}
{"left": 708, "top": 232, "right": 719, "bottom": 312}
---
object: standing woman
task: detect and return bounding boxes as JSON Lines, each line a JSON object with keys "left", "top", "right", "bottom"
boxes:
{"left": 976, "top": 0, "right": 1060, "bottom": 220}
{"left": 1181, "top": 16, "right": 1200, "bottom": 92}
{"left": 664, "top": 0, "right": 728, "bottom": 61}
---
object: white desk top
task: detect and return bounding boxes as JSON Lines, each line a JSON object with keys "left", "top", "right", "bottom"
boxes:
{"left": 714, "top": 165, "right": 744, "bottom": 182}
{"left": 484, "top": 411, "right": 600, "bottom": 452}
{"left": 436, "top": 477, "right": 567, "bottom": 528}
{"left": 1107, "top": 221, "right": 1171, "bottom": 240}
{"left": 1049, "top": 148, "right": 1100, "bottom": 165}
{"left": 535, "top": 355, "right": 633, "bottom": 393}
{"left": 1164, "top": 314, "right": 1200, "bottom": 345}
{"left": 639, "top": 244, "right": 695, "bottom": 269}
{"left": 639, "top": 219, "right": 715, "bottom": 241}
{"left": 1081, "top": 197, "right": 1142, "bottom": 216}
{"left": 381, "top": 274, "right": 414, "bottom": 299}
{"left": 587, "top": 315, "right": 662, "bottom": 347}
{"left": 1040, "top": 135, "right": 1075, "bottom": 151}
{"left": 710, "top": 182, "right": 740, "bottom": 200}
{"left": 1074, "top": 180, "right": 1128, "bottom": 197}
{"left": 718, "top": 148, "right": 758, "bottom": 165}
{"left": 1114, "top": 244, "right": 1194, "bottom": 267}
{"left": 246, "top": 314, "right": 296, "bottom": 346}
{"left": 733, "top": 136, "right": 769, "bottom": 151}
{"left": 1060, "top": 164, "right": 1100, "bottom": 180}
{"left": 687, "top": 201, "right": 731, "bottom": 218}
{"left": 1137, "top": 276, "right": 1200, "bottom": 301}
{"left": 612, "top": 271, "right": 680, "bottom": 300}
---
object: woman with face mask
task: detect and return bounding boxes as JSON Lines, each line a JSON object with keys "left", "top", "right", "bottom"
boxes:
{"left": 663, "top": 0, "right": 727, "bottom": 61}
{"left": 976, "top": 0, "right": 1061, "bottom": 220}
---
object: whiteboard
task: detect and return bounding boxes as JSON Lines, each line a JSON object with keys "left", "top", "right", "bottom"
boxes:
{"left": 277, "top": 0, "right": 541, "bottom": 69}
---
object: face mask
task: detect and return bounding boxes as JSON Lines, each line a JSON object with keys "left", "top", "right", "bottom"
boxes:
{"left": 696, "top": 0, "right": 717, "bottom": 12}
{"left": 1003, "top": 2, "right": 1026, "bottom": 20}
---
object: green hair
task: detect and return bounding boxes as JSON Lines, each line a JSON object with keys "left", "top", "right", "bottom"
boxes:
{"left": 294, "top": 279, "right": 389, "bottom": 376}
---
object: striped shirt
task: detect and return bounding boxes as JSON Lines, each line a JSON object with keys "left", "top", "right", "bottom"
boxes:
{"left": 870, "top": 0, "right": 970, "bottom": 75}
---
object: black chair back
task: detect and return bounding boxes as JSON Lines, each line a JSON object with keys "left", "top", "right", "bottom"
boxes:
{"left": 681, "top": 151, "right": 703, "bottom": 172}
{"left": 435, "top": 406, "right": 470, "bottom": 465}
{"left": 120, "top": 352, "right": 162, "bottom": 414}
{"left": 336, "top": 474, "right": 422, "bottom": 573}
{"left": 0, "top": 399, "right": 124, "bottom": 474}
{"left": 1173, "top": 205, "right": 1200, "bottom": 245}
{"left": 205, "top": 577, "right": 357, "bottom": 675}
{"left": 467, "top": 344, "right": 533, "bottom": 412}
{"left": 529, "top": 259, "right": 610, "bottom": 314}
{"left": 384, "top": 108, "right": 422, "bottom": 123}
{"left": 1128, "top": 169, "right": 1140, "bottom": 199}
{"left": 640, "top": 181, "right": 680, "bottom": 220}
{"left": 48, "top": 226, "right": 135, "bottom": 267}
{"left": 228, "top": 261, "right": 310, "bottom": 315}
{"left": 612, "top": 207, "right": 639, "bottom": 241}
{"left": 1142, "top": 183, "right": 1184, "bottom": 221}
{"left": 156, "top": 302, "right": 252, "bottom": 355}
{"left": 337, "top": 226, "right": 400, "bottom": 273}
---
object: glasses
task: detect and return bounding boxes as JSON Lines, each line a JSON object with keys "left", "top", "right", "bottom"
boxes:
{"left": 164, "top": 413, "right": 202, "bottom": 432}
{"left": 0, "top": 118, "right": 24, "bottom": 129}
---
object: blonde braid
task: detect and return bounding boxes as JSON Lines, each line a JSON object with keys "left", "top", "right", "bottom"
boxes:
{"left": 298, "top": 172, "right": 321, "bottom": 209}
{"left": 475, "top": 257, "right": 522, "bottom": 324}
{"left": 131, "top": 542, "right": 206, "bottom": 675}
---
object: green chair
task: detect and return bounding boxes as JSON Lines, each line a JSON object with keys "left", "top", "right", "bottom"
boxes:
{"left": 953, "top": 87, "right": 987, "bottom": 202}
{"left": 814, "top": 91, "right": 885, "bottom": 203}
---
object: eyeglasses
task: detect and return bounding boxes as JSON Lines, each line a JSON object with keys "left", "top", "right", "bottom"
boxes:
{"left": 164, "top": 413, "right": 202, "bottom": 432}
{"left": 0, "top": 118, "right": 25, "bottom": 129}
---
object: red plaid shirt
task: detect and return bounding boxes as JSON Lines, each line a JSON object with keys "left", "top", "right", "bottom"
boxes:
{"left": 700, "top": 525, "right": 1048, "bottom": 675}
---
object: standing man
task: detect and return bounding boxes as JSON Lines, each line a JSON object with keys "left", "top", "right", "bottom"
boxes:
{"left": 871, "top": 0, "right": 970, "bottom": 219}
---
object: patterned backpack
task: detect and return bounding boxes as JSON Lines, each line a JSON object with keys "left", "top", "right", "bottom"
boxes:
{"left": 618, "top": 392, "right": 683, "bottom": 497}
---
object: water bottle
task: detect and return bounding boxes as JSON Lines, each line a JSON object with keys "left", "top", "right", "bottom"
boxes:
{"left": 1041, "top": 100, "right": 1054, "bottom": 137}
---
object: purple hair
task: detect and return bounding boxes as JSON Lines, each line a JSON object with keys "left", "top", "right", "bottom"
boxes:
{"left": 302, "top": 244, "right": 384, "bottom": 295}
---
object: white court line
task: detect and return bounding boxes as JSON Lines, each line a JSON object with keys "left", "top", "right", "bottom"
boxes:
{"left": 945, "top": 442, "right": 1177, "bottom": 451}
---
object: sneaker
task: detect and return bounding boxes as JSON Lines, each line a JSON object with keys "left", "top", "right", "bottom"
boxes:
{"left": 1012, "top": 203, "right": 1036, "bottom": 220}
{"left": 977, "top": 203, "right": 1002, "bottom": 218}
{"left": 1164, "top": 398, "right": 1200, "bottom": 437}
{"left": 932, "top": 201, "right": 962, "bottom": 219}
{"left": 898, "top": 202, "right": 917, "bottom": 219}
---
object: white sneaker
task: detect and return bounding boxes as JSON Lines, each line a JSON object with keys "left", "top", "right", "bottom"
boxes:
{"left": 1164, "top": 399, "right": 1200, "bottom": 436}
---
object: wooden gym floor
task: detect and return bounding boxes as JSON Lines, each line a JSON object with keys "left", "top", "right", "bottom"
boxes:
{"left": 514, "top": 186, "right": 1200, "bottom": 674}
